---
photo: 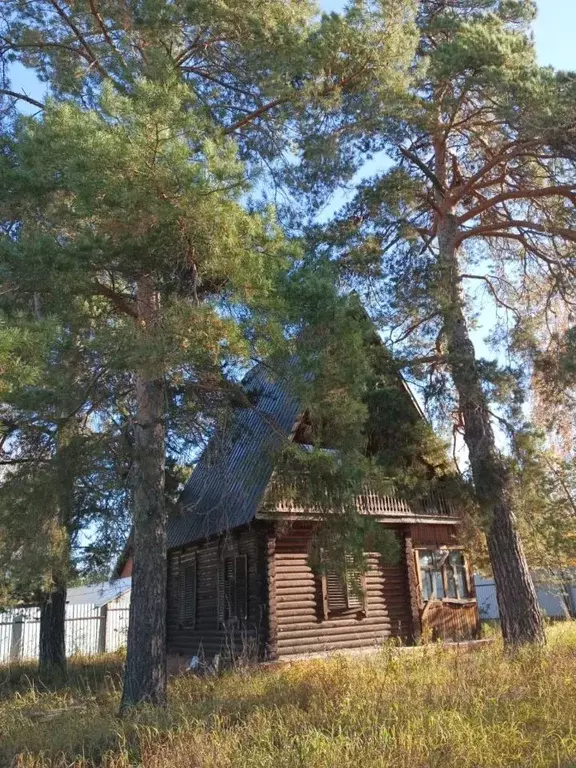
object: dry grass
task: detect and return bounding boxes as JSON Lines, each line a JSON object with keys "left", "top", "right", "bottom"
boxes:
{"left": 3, "top": 626, "right": 576, "bottom": 767}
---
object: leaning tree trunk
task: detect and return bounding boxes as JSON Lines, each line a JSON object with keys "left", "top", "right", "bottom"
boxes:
{"left": 438, "top": 212, "right": 545, "bottom": 647}
{"left": 120, "top": 275, "right": 167, "bottom": 711}
{"left": 39, "top": 581, "right": 66, "bottom": 677}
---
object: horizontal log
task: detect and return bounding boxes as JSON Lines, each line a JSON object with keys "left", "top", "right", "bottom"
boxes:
{"left": 275, "top": 588, "right": 318, "bottom": 599}
{"left": 278, "top": 626, "right": 392, "bottom": 643}
{"left": 277, "top": 614, "right": 394, "bottom": 632}
{"left": 276, "top": 597, "right": 318, "bottom": 608}
{"left": 276, "top": 608, "right": 318, "bottom": 619}
{"left": 277, "top": 637, "right": 393, "bottom": 656}
{"left": 276, "top": 577, "right": 316, "bottom": 588}
{"left": 276, "top": 584, "right": 317, "bottom": 594}
{"left": 275, "top": 567, "right": 315, "bottom": 576}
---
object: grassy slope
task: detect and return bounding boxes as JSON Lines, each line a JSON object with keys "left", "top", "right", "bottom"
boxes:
{"left": 3, "top": 626, "right": 576, "bottom": 767}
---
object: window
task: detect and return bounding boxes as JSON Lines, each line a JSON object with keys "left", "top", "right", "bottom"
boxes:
{"left": 417, "top": 549, "right": 471, "bottom": 602}
{"left": 179, "top": 556, "right": 197, "bottom": 628}
{"left": 221, "top": 555, "right": 248, "bottom": 624}
{"left": 322, "top": 558, "right": 366, "bottom": 618}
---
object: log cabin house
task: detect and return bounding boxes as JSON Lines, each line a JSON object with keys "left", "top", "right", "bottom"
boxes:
{"left": 165, "top": 357, "right": 479, "bottom": 665}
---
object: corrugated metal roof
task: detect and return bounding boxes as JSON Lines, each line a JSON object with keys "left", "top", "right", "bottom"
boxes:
{"left": 66, "top": 577, "right": 132, "bottom": 607}
{"left": 166, "top": 364, "right": 301, "bottom": 549}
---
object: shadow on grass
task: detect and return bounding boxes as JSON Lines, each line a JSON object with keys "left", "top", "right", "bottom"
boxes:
{"left": 0, "top": 652, "right": 125, "bottom": 700}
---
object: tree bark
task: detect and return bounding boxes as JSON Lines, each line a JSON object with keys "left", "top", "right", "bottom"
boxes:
{"left": 120, "top": 275, "right": 167, "bottom": 710}
{"left": 438, "top": 212, "right": 545, "bottom": 647}
{"left": 38, "top": 418, "right": 75, "bottom": 678}
{"left": 39, "top": 582, "right": 66, "bottom": 677}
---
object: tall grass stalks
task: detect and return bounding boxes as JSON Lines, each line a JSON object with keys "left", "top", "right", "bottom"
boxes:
{"left": 3, "top": 626, "right": 576, "bottom": 767}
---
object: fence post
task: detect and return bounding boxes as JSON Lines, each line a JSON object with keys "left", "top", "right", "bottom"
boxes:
{"left": 10, "top": 613, "right": 24, "bottom": 662}
{"left": 98, "top": 604, "right": 108, "bottom": 654}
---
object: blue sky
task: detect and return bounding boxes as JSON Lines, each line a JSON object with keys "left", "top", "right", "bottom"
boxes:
{"left": 318, "top": 0, "right": 576, "bottom": 70}
{"left": 11, "top": 0, "right": 576, "bottom": 101}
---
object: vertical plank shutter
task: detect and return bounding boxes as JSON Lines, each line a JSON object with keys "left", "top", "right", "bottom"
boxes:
{"left": 321, "top": 573, "right": 329, "bottom": 620}
{"left": 345, "top": 558, "right": 366, "bottom": 612}
{"left": 235, "top": 554, "right": 248, "bottom": 621}
{"left": 221, "top": 555, "right": 248, "bottom": 623}
{"left": 325, "top": 570, "right": 348, "bottom": 612}
{"left": 179, "top": 555, "right": 197, "bottom": 628}
{"left": 322, "top": 555, "right": 367, "bottom": 616}
{"left": 223, "top": 557, "right": 235, "bottom": 623}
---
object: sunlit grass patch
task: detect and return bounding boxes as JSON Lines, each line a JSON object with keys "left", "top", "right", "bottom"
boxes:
{"left": 3, "top": 626, "right": 576, "bottom": 767}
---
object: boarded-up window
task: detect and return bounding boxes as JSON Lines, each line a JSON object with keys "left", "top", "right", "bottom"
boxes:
{"left": 322, "top": 557, "right": 366, "bottom": 617}
{"left": 179, "top": 556, "right": 197, "bottom": 628}
{"left": 221, "top": 555, "right": 248, "bottom": 624}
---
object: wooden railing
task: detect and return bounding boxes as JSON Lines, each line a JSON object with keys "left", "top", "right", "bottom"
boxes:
{"left": 263, "top": 480, "right": 456, "bottom": 519}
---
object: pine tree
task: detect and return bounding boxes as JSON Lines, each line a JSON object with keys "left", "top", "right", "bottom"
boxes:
{"left": 295, "top": 0, "right": 576, "bottom": 646}
{"left": 1, "top": 0, "right": 417, "bottom": 704}
{"left": 0, "top": 314, "right": 132, "bottom": 675}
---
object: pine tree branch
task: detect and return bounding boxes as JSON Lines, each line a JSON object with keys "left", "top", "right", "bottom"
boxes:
{"left": 458, "top": 219, "right": 576, "bottom": 244}
{"left": 399, "top": 147, "right": 445, "bottom": 194}
{"left": 460, "top": 274, "right": 519, "bottom": 314}
{"left": 0, "top": 89, "right": 44, "bottom": 109}
{"left": 222, "top": 97, "right": 287, "bottom": 135}
{"left": 92, "top": 282, "right": 137, "bottom": 317}
{"left": 87, "top": 0, "right": 121, "bottom": 56}
{"left": 544, "top": 457, "right": 576, "bottom": 518}
{"left": 222, "top": 66, "right": 370, "bottom": 136}
{"left": 457, "top": 186, "right": 576, "bottom": 225}
{"left": 47, "top": 0, "right": 102, "bottom": 69}
{"left": 391, "top": 312, "right": 440, "bottom": 344}
{"left": 46, "top": 0, "right": 126, "bottom": 92}
{"left": 180, "top": 66, "right": 256, "bottom": 98}
{"left": 396, "top": 354, "right": 444, "bottom": 368}
{"left": 456, "top": 139, "right": 539, "bottom": 201}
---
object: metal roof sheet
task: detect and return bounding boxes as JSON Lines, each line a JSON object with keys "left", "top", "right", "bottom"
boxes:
{"left": 166, "top": 364, "right": 300, "bottom": 549}
{"left": 66, "top": 577, "right": 132, "bottom": 607}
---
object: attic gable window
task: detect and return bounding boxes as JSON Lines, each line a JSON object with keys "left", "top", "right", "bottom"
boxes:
{"left": 417, "top": 549, "right": 471, "bottom": 602}
{"left": 179, "top": 555, "right": 197, "bottom": 628}
{"left": 321, "top": 557, "right": 366, "bottom": 618}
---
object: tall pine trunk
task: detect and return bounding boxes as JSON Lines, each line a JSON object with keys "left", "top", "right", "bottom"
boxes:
{"left": 438, "top": 212, "right": 545, "bottom": 647}
{"left": 39, "top": 581, "right": 66, "bottom": 677}
{"left": 121, "top": 275, "right": 167, "bottom": 710}
{"left": 38, "top": 419, "right": 75, "bottom": 678}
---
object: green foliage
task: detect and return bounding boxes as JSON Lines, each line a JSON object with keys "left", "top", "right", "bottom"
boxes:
{"left": 0, "top": 317, "right": 133, "bottom": 604}
{"left": 284, "top": 0, "right": 576, "bottom": 569}
{"left": 509, "top": 428, "right": 576, "bottom": 569}
{"left": 307, "top": 512, "right": 402, "bottom": 576}
{"left": 0, "top": 4, "right": 423, "bottom": 645}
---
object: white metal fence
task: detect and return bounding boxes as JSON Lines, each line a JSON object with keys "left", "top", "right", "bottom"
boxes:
{"left": 0, "top": 602, "right": 130, "bottom": 663}
{"left": 475, "top": 575, "right": 576, "bottom": 621}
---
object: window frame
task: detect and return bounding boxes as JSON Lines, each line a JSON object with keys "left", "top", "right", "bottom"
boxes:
{"left": 414, "top": 547, "right": 474, "bottom": 606}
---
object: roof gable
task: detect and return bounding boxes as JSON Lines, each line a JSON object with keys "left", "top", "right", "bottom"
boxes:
{"left": 166, "top": 350, "right": 432, "bottom": 550}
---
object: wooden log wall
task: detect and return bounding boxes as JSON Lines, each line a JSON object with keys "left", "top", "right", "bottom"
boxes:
{"left": 166, "top": 524, "right": 269, "bottom": 662}
{"left": 270, "top": 521, "right": 413, "bottom": 660}
{"left": 411, "top": 523, "right": 460, "bottom": 548}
